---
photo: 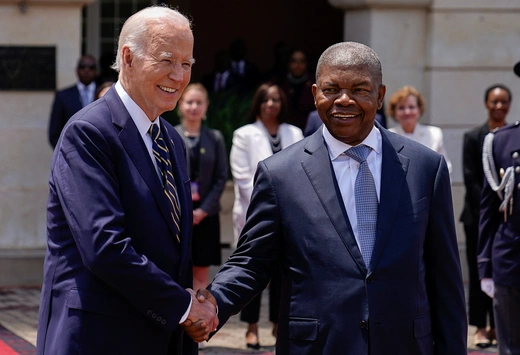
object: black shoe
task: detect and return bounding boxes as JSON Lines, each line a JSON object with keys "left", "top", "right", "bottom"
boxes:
{"left": 247, "top": 342, "right": 261, "bottom": 350}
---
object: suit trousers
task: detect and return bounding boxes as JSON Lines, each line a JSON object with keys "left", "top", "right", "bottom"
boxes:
{"left": 464, "top": 224, "right": 494, "bottom": 328}
{"left": 240, "top": 270, "right": 281, "bottom": 325}
{"left": 494, "top": 284, "right": 520, "bottom": 355}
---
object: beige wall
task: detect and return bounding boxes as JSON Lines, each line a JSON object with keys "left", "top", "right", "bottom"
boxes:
{"left": 0, "top": 2, "right": 86, "bottom": 254}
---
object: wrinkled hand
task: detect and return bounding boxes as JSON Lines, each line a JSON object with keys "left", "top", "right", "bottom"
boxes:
{"left": 181, "top": 288, "right": 218, "bottom": 342}
{"left": 192, "top": 208, "right": 208, "bottom": 225}
{"left": 481, "top": 278, "right": 495, "bottom": 298}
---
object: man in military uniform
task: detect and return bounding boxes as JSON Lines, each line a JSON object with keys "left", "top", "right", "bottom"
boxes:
{"left": 477, "top": 61, "right": 520, "bottom": 355}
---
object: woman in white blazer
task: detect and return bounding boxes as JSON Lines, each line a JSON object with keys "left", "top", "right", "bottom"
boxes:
{"left": 387, "top": 85, "right": 452, "bottom": 175}
{"left": 230, "top": 83, "right": 303, "bottom": 348}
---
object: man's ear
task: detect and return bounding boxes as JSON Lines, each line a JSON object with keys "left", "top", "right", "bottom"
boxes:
{"left": 377, "top": 84, "right": 386, "bottom": 110}
{"left": 121, "top": 46, "right": 133, "bottom": 69}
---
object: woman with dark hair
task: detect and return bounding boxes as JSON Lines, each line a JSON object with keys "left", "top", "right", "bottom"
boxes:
{"left": 460, "top": 83, "right": 511, "bottom": 348}
{"left": 230, "top": 83, "right": 303, "bottom": 348}
{"left": 275, "top": 49, "right": 316, "bottom": 131}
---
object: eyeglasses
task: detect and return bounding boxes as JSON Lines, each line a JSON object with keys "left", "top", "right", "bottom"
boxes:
{"left": 78, "top": 64, "right": 96, "bottom": 70}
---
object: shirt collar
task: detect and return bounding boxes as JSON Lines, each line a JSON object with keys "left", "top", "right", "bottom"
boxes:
{"left": 115, "top": 81, "right": 159, "bottom": 138}
{"left": 322, "top": 124, "right": 381, "bottom": 161}
{"left": 77, "top": 81, "right": 95, "bottom": 92}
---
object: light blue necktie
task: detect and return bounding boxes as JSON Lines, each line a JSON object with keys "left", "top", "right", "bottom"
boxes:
{"left": 345, "top": 145, "right": 378, "bottom": 266}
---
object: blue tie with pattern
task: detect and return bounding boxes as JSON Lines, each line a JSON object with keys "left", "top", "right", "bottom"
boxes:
{"left": 149, "top": 123, "right": 180, "bottom": 243}
{"left": 345, "top": 144, "right": 378, "bottom": 266}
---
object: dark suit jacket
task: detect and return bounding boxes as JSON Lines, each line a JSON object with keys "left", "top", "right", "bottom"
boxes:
{"left": 460, "top": 123, "right": 490, "bottom": 226}
{"left": 207, "top": 125, "right": 467, "bottom": 354}
{"left": 478, "top": 121, "right": 520, "bottom": 288}
{"left": 174, "top": 125, "right": 228, "bottom": 216}
{"left": 48, "top": 84, "right": 96, "bottom": 149}
{"left": 37, "top": 87, "right": 196, "bottom": 355}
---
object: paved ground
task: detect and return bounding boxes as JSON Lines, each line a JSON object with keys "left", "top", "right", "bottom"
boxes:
{"left": 0, "top": 247, "right": 498, "bottom": 354}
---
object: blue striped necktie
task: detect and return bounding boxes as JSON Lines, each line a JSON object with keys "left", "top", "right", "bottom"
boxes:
{"left": 149, "top": 123, "right": 180, "bottom": 243}
{"left": 345, "top": 144, "right": 378, "bottom": 266}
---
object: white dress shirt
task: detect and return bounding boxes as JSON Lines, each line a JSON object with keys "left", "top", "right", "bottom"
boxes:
{"left": 114, "top": 81, "right": 192, "bottom": 323}
{"left": 77, "top": 81, "right": 96, "bottom": 107}
{"left": 322, "top": 125, "right": 382, "bottom": 250}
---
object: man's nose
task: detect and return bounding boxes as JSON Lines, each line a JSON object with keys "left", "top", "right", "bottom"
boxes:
{"left": 168, "top": 64, "right": 184, "bottom": 81}
{"left": 335, "top": 90, "right": 352, "bottom": 105}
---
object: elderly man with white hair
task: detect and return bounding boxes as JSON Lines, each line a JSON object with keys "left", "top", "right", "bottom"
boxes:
{"left": 36, "top": 6, "right": 217, "bottom": 355}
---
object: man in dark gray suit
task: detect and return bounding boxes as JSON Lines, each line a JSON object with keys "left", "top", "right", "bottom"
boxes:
{"left": 198, "top": 42, "right": 467, "bottom": 354}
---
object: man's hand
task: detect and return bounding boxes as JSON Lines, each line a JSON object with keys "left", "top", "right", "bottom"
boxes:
{"left": 481, "top": 278, "right": 495, "bottom": 298}
{"left": 181, "top": 288, "right": 218, "bottom": 342}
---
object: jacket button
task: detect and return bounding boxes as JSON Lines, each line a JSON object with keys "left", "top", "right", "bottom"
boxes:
{"left": 161, "top": 319, "right": 167, "bottom": 325}
{"left": 367, "top": 277, "right": 374, "bottom": 284}
{"left": 156, "top": 316, "right": 162, "bottom": 322}
{"left": 147, "top": 310, "right": 153, "bottom": 316}
{"left": 359, "top": 320, "right": 367, "bottom": 329}
{"left": 513, "top": 152, "right": 519, "bottom": 159}
{"left": 152, "top": 313, "right": 157, "bottom": 319}
{"left": 516, "top": 166, "right": 520, "bottom": 174}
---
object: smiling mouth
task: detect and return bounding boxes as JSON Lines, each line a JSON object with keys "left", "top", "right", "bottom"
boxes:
{"left": 158, "top": 85, "right": 177, "bottom": 93}
{"left": 332, "top": 113, "right": 358, "bottom": 120}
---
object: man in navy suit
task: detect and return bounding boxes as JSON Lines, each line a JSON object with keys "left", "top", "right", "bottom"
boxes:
{"left": 478, "top": 62, "right": 520, "bottom": 354}
{"left": 47, "top": 54, "right": 98, "bottom": 148}
{"left": 199, "top": 42, "right": 467, "bottom": 354}
{"left": 37, "top": 6, "right": 218, "bottom": 355}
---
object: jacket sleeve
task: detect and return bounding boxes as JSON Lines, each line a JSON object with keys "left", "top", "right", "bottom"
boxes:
{"left": 462, "top": 131, "right": 484, "bottom": 221}
{"left": 424, "top": 156, "right": 468, "bottom": 354}
{"left": 199, "top": 130, "right": 229, "bottom": 215}
{"left": 230, "top": 128, "right": 255, "bottom": 216}
{"left": 477, "top": 147, "right": 501, "bottom": 280}
{"left": 48, "top": 92, "right": 65, "bottom": 149}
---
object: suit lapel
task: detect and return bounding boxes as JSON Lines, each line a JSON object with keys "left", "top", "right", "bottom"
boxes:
{"left": 301, "top": 132, "right": 367, "bottom": 272}
{"left": 369, "top": 129, "right": 409, "bottom": 271}
{"left": 106, "top": 90, "right": 180, "bottom": 241}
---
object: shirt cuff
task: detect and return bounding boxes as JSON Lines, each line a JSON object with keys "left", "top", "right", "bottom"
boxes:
{"left": 179, "top": 297, "right": 192, "bottom": 324}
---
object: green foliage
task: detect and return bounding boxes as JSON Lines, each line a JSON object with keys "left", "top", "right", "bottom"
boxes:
{"left": 204, "top": 90, "right": 254, "bottom": 157}
{"left": 162, "top": 89, "right": 254, "bottom": 179}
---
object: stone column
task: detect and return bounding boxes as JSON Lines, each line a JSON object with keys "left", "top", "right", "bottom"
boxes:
{"left": 328, "top": 0, "right": 432, "bottom": 118}
{"left": 0, "top": 0, "right": 94, "bottom": 285}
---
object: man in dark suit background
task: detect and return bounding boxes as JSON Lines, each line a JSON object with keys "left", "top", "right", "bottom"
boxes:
{"left": 198, "top": 41, "right": 467, "bottom": 354}
{"left": 37, "top": 6, "right": 217, "bottom": 355}
{"left": 47, "top": 54, "right": 98, "bottom": 148}
{"left": 478, "top": 63, "right": 520, "bottom": 355}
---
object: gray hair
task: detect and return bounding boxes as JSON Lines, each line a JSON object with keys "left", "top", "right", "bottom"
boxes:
{"left": 316, "top": 42, "right": 382, "bottom": 85}
{"left": 111, "top": 5, "right": 191, "bottom": 72}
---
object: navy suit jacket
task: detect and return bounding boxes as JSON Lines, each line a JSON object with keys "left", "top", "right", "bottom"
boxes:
{"left": 478, "top": 121, "right": 520, "bottom": 288}
{"left": 48, "top": 84, "right": 96, "bottom": 149}
{"left": 207, "top": 125, "right": 467, "bottom": 355}
{"left": 37, "top": 87, "right": 196, "bottom": 355}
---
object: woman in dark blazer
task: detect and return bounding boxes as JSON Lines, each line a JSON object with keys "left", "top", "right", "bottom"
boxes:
{"left": 175, "top": 83, "right": 228, "bottom": 291}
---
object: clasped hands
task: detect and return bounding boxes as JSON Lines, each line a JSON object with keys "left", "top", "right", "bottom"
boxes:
{"left": 181, "top": 288, "right": 218, "bottom": 342}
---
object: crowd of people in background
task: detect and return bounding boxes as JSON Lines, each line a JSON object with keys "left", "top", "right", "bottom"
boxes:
{"left": 45, "top": 11, "right": 520, "bottom": 352}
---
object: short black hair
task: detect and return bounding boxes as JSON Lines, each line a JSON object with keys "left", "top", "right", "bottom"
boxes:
{"left": 484, "top": 84, "right": 512, "bottom": 103}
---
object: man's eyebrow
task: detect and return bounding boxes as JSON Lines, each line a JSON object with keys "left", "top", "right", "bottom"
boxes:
{"left": 159, "top": 52, "right": 196, "bottom": 65}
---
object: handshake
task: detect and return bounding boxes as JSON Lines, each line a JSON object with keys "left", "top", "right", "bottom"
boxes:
{"left": 181, "top": 288, "right": 219, "bottom": 342}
